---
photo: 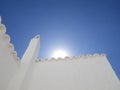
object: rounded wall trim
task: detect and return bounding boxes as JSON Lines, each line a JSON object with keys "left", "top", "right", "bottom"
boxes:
{"left": 37, "top": 53, "right": 106, "bottom": 62}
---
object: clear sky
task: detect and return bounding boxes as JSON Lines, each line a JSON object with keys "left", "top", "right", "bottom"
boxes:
{"left": 0, "top": 0, "right": 120, "bottom": 79}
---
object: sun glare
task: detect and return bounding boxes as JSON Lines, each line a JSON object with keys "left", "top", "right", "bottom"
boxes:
{"left": 52, "top": 49, "right": 68, "bottom": 58}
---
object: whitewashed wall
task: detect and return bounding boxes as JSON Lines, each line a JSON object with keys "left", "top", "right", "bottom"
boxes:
{"left": 0, "top": 17, "right": 120, "bottom": 90}
{"left": 0, "top": 19, "right": 20, "bottom": 90}
{"left": 19, "top": 55, "right": 120, "bottom": 90}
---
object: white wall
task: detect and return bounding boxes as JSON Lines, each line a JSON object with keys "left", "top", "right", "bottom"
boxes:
{"left": 20, "top": 55, "right": 120, "bottom": 90}
{"left": 0, "top": 18, "right": 120, "bottom": 90}
{"left": 0, "top": 23, "right": 20, "bottom": 90}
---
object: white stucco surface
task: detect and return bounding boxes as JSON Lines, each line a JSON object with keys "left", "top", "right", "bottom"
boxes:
{"left": 20, "top": 56, "right": 120, "bottom": 90}
{"left": 0, "top": 17, "right": 120, "bottom": 90}
{"left": 0, "top": 19, "right": 20, "bottom": 90}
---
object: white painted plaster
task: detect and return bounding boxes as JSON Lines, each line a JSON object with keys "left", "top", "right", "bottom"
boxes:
{"left": 0, "top": 16, "right": 120, "bottom": 90}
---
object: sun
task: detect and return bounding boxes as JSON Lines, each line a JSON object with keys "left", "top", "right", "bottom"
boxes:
{"left": 52, "top": 49, "right": 68, "bottom": 58}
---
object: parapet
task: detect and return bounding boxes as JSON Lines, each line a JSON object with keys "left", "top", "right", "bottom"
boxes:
{"left": 36, "top": 53, "right": 106, "bottom": 62}
{"left": 0, "top": 16, "right": 20, "bottom": 62}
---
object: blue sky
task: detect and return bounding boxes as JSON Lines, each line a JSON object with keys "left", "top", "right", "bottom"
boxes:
{"left": 0, "top": 0, "right": 120, "bottom": 79}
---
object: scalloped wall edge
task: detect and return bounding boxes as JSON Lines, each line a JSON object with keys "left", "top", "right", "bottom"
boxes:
{"left": 0, "top": 24, "right": 20, "bottom": 62}
{"left": 36, "top": 53, "right": 106, "bottom": 62}
{"left": 8, "top": 37, "right": 20, "bottom": 62}
{"left": 0, "top": 24, "right": 6, "bottom": 34}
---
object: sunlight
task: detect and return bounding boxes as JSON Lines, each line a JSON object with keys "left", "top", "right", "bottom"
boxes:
{"left": 52, "top": 49, "right": 68, "bottom": 58}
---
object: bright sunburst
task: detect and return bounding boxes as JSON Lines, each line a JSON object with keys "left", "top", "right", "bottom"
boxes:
{"left": 52, "top": 49, "right": 68, "bottom": 58}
